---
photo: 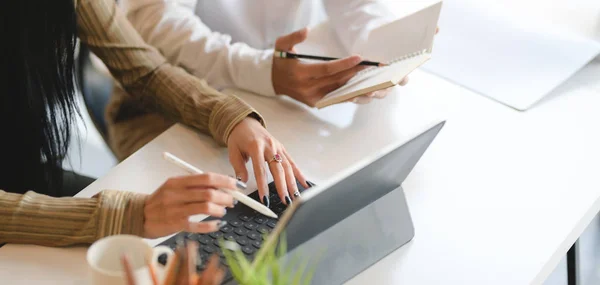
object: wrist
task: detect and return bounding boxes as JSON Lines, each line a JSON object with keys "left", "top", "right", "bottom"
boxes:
{"left": 227, "top": 114, "right": 264, "bottom": 145}
{"left": 209, "top": 95, "right": 264, "bottom": 146}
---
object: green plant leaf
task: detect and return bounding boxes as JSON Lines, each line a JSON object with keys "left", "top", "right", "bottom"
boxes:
{"left": 301, "top": 250, "right": 326, "bottom": 285}
{"left": 233, "top": 249, "right": 254, "bottom": 284}
{"left": 281, "top": 253, "right": 301, "bottom": 285}
{"left": 219, "top": 230, "right": 325, "bottom": 285}
{"left": 302, "top": 263, "right": 318, "bottom": 285}
{"left": 252, "top": 232, "right": 276, "bottom": 269}
{"left": 291, "top": 256, "right": 310, "bottom": 285}
{"left": 220, "top": 240, "right": 244, "bottom": 282}
{"left": 270, "top": 252, "right": 281, "bottom": 285}
{"left": 277, "top": 232, "right": 287, "bottom": 259}
{"left": 255, "top": 260, "right": 271, "bottom": 285}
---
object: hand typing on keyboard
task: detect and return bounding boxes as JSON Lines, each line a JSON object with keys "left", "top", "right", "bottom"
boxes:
{"left": 226, "top": 118, "right": 311, "bottom": 207}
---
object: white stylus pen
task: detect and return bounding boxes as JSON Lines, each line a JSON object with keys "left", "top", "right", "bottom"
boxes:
{"left": 162, "top": 152, "right": 278, "bottom": 219}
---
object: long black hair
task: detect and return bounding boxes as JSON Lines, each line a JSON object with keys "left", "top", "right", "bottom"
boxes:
{"left": 0, "top": 0, "right": 79, "bottom": 196}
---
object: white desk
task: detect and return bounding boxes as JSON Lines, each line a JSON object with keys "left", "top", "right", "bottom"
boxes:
{"left": 1, "top": 58, "right": 599, "bottom": 284}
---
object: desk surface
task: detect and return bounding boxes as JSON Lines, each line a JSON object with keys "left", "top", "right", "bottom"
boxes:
{"left": 1, "top": 59, "right": 600, "bottom": 284}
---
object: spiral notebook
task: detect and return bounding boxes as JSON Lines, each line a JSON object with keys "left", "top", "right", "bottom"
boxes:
{"left": 295, "top": 1, "right": 443, "bottom": 109}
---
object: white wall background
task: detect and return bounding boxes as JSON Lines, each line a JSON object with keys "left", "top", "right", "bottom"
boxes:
{"left": 62, "top": 93, "right": 116, "bottom": 179}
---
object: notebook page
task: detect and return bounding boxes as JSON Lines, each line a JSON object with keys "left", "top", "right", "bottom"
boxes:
{"left": 357, "top": 1, "right": 442, "bottom": 63}
{"left": 295, "top": 21, "right": 347, "bottom": 58}
{"left": 322, "top": 53, "right": 431, "bottom": 101}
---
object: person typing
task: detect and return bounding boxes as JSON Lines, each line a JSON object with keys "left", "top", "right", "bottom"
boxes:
{"left": 0, "top": 0, "right": 306, "bottom": 247}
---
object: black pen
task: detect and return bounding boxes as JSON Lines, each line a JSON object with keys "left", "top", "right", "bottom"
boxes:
{"left": 275, "top": 51, "right": 386, "bottom": 67}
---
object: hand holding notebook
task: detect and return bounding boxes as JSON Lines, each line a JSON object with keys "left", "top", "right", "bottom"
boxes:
{"left": 293, "top": 1, "right": 443, "bottom": 108}
{"left": 271, "top": 28, "right": 375, "bottom": 107}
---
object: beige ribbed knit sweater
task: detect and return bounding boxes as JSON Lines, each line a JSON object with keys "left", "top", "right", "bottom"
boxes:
{"left": 0, "top": 0, "right": 263, "bottom": 246}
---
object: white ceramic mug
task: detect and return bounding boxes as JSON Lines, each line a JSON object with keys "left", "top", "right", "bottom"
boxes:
{"left": 87, "top": 235, "right": 173, "bottom": 285}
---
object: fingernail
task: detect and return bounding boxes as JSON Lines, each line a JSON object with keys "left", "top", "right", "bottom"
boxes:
{"left": 236, "top": 180, "right": 247, "bottom": 190}
{"left": 285, "top": 196, "right": 292, "bottom": 205}
{"left": 263, "top": 195, "right": 270, "bottom": 208}
{"left": 217, "top": 220, "right": 227, "bottom": 229}
{"left": 233, "top": 199, "right": 238, "bottom": 206}
{"left": 223, "top": 209, "right": 227, "bottom": 216}
{"left": 352, "top": 55, "right": 362, "bottom": 64}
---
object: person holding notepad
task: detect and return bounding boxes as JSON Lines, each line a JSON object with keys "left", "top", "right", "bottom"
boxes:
{"left": 105, "top": 0, "right": 412, "bottom": 159}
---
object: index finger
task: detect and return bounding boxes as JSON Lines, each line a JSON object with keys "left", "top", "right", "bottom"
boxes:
{"left": 301, "top": 55, "right": 362, "bottom": 78}
{"left": 249, "top": 147, "right": 269, "bottom": 204}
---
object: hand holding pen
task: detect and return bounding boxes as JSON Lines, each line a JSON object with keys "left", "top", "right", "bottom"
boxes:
{"left": 271, "top": 28, "right": 374, "bottom": 107}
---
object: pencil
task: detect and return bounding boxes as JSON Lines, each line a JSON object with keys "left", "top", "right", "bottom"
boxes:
{"left": 275, "top": 51, "right": 386, "bottom": 67}
{"left": 147, "top": 257, "right": 159, "bottom": 285}
{"left": 162, "top": 152, "right": 278, "bottom": 219}
{"left": 162, "top": 249, "right": 181, "bottom": 285}
{"left": 186, "top": 241, "right": 198, "bottom": 285}
{"left": 121, "top": 254, "right": 136, "bottom": 285}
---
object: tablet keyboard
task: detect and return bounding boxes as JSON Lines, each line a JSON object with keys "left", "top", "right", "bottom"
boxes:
{"left": 158, "top": 180, "right": 311, "bottom": 282}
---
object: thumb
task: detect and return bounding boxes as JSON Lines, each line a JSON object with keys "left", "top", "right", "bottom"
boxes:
{"left": 275, "top": 27, "right": 308, "bottom": 51}
{"left": 228, "top": 148, "right": 249, "bottom": 182}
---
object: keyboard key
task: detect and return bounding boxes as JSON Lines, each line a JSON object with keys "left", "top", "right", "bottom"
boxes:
{"left": 209, "top": 232, "right": 223, "bottom": 239}
{"left": 203, "top": 245, "right": 216, "bottom": 254}
{"left": 244, "top": 222, "right": 258, "bottom": 230}
{"left": 199, "top": 251, "right": 209, "bottom": 260}
{"left": 197, "top": 235, "right": 212, "bottom": 245}
{"left": 251, "top": 240, "right": 262, "bottom": 249}
{"left": 224, "top": 270, "right": 233, "bottom": 281}
{"left": 241, "top": 246, "right": 255, "bottom": 255}
{"left": 238, "top": 214, "right": 252, "bottom": 222}
{"left": 230, "top": 220, "right": 243, "bottom": 227}
{"left": 254, "top": 216, "right": 267, "bottom": 224}
{"left": 271, "top": 197, "right": 282, "bottom": 205}
{"left": 257, "top": 226, "right": 270, "bottom": 235}
{"left": 185, "top": 232, "right": 197, "bottom": 239}
{"left": 220, "top": 225, "right": 233, "bottom": 233}
{"left": 213, "top": 240, "right": 221, "bottom": 248}
{"left": 247, "top": 232, "right": 260, "bottom": 240}
{"left": 236, "top": 236, "right": 249, "bottom": 246}
{"left": 274, "top": 206, "right": 285, "bottom": 213}
{"left": 224, "top": 233, "right": 236, "bottom": 241}
{"left": 267, "top": 220, "right": 277, "bottom": 228}
{"left": 234, "top": 228, "right": 248, "bottom": 236}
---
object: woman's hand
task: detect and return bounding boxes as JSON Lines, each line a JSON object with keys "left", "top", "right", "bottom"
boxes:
{"left": 272, "top": 28, "right": 367, "bottom": 107}
{"left": 349, "top": 77, "right": 409, "bottom": 104}
{"left": 143, "top": 174, "right": 237, "bottom": 238}
{"left": 227, "top": 117, "right": 308, "bottom": 207}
